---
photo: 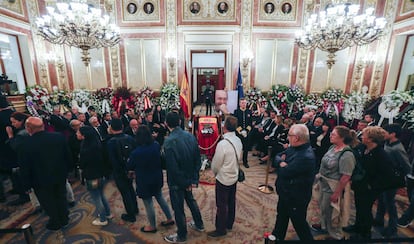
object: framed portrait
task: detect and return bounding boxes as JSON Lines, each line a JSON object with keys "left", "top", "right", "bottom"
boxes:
{"left": 189, "top": 1, "right": 201, "bottom": 14}
{"left": 182, "top": 0, "right": 236, "bottom": 22}
{"left": 257, "top": 0, "right": 297, "bottom": 23}
{"left": 264, "top": 2, "right": 275, "bottom": 14}
{"left": 126, "top": 2, "right": 137, "bottom": 14}
{"left": 281, "top": 2, "right": 292, "bottom": 14}
{"left": 122, "top": 0, "right": 160, "bottom": 22}
{"left": 143, "top": 2, "right": 154, "bottom": 14}
{"left": 217, "top": 1, "right": 229, "bottom": 14}
{"left": 0, "top": 0, "right": 24, "bottom": 16}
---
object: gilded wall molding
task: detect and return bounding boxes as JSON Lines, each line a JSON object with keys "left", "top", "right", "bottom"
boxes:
{"left": 369, "top": 0, "right": 396, "bottom": 97}
{"left": 166, "top": 0, "right": 177, "bottom": 83}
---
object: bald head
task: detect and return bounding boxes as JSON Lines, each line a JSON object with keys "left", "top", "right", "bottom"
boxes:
{"left": 26, "top": 117, "right": 44, "bottom": 135}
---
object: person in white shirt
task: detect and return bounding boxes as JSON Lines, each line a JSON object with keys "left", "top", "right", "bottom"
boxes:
{"left": 208, "top": 115, "right": 242, "bottom": 238}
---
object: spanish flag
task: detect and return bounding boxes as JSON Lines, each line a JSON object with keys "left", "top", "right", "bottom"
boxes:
{"left": 180, "top": 64, "right": 191, "bottom": 118}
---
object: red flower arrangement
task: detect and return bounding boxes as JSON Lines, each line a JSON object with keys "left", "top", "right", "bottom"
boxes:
{"left": 111, "top": 87, "right": 136, "bottom": 116}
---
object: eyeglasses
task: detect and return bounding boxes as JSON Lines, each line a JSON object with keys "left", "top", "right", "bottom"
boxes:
{"left": 288, "top": 134, "right": 296, "bottom": 137}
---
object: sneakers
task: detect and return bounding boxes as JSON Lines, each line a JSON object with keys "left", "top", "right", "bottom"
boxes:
{"left": 311, "top": 223, "right": 328, "bottom": 234}
{"left": 164, "top": 233, "right": 186, "bottom": 243}
{"left": 397, "top": 218, "right": 413, "bottom": 228}
{"left": 188, "top": 221, "right": 205, "bottom": 232}
{"left": 92, "top": 219, "right": 108, "bottom": 226}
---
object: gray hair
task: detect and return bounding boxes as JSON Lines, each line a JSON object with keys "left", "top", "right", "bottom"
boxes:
{"left": 290, "top": 124, "right": 309, "bottom": 142}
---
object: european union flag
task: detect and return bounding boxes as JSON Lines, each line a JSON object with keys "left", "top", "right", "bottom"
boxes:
{"left": 237, "top": 66, "right": 244, "bottom": 100}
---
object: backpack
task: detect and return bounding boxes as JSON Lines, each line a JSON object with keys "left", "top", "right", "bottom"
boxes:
{"left": 114, "top": 135, "right": 136, "bottom": 172}
{"left": 332, "top": 146, "right": 364, "bottom": 183}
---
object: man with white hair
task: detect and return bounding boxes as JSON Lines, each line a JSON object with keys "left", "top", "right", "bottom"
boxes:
{"left": 271, "top": 124, "right": 315, "bottom": 241}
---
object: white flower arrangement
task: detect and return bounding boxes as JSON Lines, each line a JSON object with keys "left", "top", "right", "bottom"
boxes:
{"left": 305, "top": 93, "right": 324, "bottom": 108}
{"left": 401, "top": 109, "right": 414, "bottom": 131}
{"left": 159, "top": 82, "right": 180, "bottom": 111}
{"left": 70, "top": 89, "right": 92, "bottom": 110}
{"left": 381, "top": 90, "right": 413, "bottom": 109}
{"left": 287, "top": 85, "right": 305, "bottom": 112}
{"left": 378, "top": 90, "right": 414, "bottom": 125}
{"left": 25, "top": 85, "right": 53, "bottom": 113}
{"left": 342, "top": 86, "right": 370, "bottom": 123}
{"left": 135, "top": 86, "right": 155, "bottom": 114}
{"left": 245, "top": 87, "right": 267, "bottom": 108}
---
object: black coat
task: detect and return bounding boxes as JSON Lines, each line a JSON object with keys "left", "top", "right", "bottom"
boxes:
{"left": 275, "top": 143, "right": 315, "bottom": 202}
{"left": 20, "top": 131, "right": 72, "bottom": 190}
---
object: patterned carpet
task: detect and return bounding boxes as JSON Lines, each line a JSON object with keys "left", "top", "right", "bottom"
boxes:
{"left": 1, "top": 153, "right": 414, "bottom": 243}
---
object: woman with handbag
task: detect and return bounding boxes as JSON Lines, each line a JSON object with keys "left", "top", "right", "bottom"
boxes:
{"left": 78, "top": 126, "right": 112, "bottom": 226}
{"left": 127, "top": 125, "right": 174, "bottom": 233}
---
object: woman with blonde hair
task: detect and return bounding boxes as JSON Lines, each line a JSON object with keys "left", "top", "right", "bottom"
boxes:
{"left": 345, "top": 126, "right": 395, "bottom": 240}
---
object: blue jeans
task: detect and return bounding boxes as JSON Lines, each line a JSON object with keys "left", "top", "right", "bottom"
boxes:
{"left": 169, "top": 186, "right": 204, "bottom": 240}
{"left": 375, "top": 189, "right": 397, "bottom": 231}
{"left": 142, "top": 190, "right": 173, "bottom": 228}
{"left": 88, "top": 178, "right": 111, "bottom": 222}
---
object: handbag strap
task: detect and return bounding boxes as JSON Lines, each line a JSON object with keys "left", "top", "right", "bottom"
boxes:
{"left": 224, "top": 138, "right": 240, "bottom": 170}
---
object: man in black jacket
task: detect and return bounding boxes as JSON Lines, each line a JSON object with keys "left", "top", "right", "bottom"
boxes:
{"left": 106, "top": 118, "right": 138, "bottom": 222}
{"left": 272, "top": 124, "right": 315, "bottom": 241}
{"left": 20, "top": 117, "right": 72, "bottom": 230}
{"left": 163, "top": 112, "right": 204, "bottom": 244}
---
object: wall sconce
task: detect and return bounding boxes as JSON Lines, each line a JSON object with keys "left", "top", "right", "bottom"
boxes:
{"left": 166, "top": 51, "right": 177, "bottom": 69}
{"left": 241, "top": 51, "right": 254, "bottom": 68}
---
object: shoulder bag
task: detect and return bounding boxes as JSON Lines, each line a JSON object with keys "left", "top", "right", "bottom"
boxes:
{"left": 224, "top": 138, "right": 245, "bottom": 182}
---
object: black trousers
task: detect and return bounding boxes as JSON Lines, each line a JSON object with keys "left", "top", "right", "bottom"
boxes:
{"left": 215, "top": 180, "right": 237, "bottom": 233}
{"left": 272, "top": 195, "right": 313, "bottom": 241}
{"left": 354, "top": 189, "right": 381, "bottom": 235}
{"left": 34, "top": 182, "right": 68, "bottom": 229}
{"left": 113, "top": 174, "right": 138, "bottom": 216}
{"left": 236, "top": 133, "right": 249, "bottom": 164}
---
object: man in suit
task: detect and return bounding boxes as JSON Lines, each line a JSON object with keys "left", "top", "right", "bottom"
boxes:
{"left": 20, "top": 117, "right": 72, "bottom": 230}
{"left": 233, "top": 98, "right": 252, "bottom": 168}
{"left": 124, "top": 119, "right": 140, "bottom": 137}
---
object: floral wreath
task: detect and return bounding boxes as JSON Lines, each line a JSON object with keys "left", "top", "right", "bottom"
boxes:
{"left": 111, "top": 87, "right": 135, "bottom": 116}
{"left": 135, "top": 86, "right": 154, "bottom": 115}
{"left": 49, "top": 86, "right": 70, "bottom": 108}
{"left": 91, "top": 87, "right": 113, "bottom": 114}
{"left": 70, "top": 89, "right": 92, "bottom": 113}
{"left": 321, "top": 88, "right": 345, "bottom": 120}
{"left": 25, "top": 85, "right": 53, "bottom": 113}
{"left": 159, "top": 82, "right": 180, "bottom": 111}
{"left": 267, "top": 85, "right": 289, "bottom": 115}
{"left": 401, "top": 108, "right": 414, "bottom": 131}
{"left": 245, "top": 87, "right": 267, "bottom": 112}
{"left": 287, "top": 85, "right": 305, "bottom": 116}
{"left": 342, "top": 86, "right": 370, "bottom": 123}
{"left": 305, "top": 93, "right": 324, "bottom": 108}
{"left": 378, "top": 90, "right": 413, "bottom": 125}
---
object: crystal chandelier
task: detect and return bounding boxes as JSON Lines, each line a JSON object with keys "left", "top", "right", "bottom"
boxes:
{"left": 36, "top": 0, "right": 120, "bottom": 66}
{"left": 295, "top": 2, "right": 386, "bottom": 69}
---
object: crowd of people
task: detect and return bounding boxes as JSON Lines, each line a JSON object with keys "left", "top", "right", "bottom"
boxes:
{"left": 1, "top": 92, "right": 414, "bottom": 242}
